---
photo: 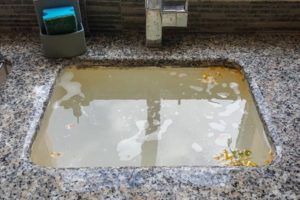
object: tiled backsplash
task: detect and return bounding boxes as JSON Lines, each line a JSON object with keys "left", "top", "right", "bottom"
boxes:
{"left": 1, "top": 0, "right": 300, "bottom": 33}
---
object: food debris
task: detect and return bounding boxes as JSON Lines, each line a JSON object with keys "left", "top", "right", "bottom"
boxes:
{"left": 201, "top": 73, "right": 217, "bottom": 84}
{"left": 214, "top": 149, "right": 258, "bottom": 167}
{"left": 49, "top": 152, "right": 62, "bottom": 158}
{"left": 265, "top": 150, "right": 275, "bottom": 165}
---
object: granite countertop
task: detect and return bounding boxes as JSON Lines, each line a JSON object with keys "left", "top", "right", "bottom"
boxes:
{"left": 0, "top": 32, "right": 299, "bottom": 199}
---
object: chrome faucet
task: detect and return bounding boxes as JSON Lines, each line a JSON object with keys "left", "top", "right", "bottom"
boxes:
{"left": 145, "top": 0, "right": 188, "bottom": 47}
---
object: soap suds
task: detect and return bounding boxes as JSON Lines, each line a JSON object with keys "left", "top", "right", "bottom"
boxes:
{"left": 215, "top": 134, "right": 232, "bottom": 147}
{"left": 217, "top": 92, "right": 229, "bottom": 98}
{"left": 209, "top": 121, "right": 226, "bottom": 132}
{"left": 192, "top": 143, "right": 203, "bottom": 152}
{"left": 219, "top": 99, "right": 245, "bottom": 117}
{"left": 206, "top": 83, "right": 215, "bottom": 95}
{"left": 189, "top": 85, "right": 204, "bottom": 92}
{"left": 116, "top": 120, "right": 146, "bottom": 161}
{"left": 117, "top": 119, "right": 173, "bottom": 161}
{"left": 230, "top": 82, "right": 240, "bottom": 95}
{"left": 54, "top": 72, "right": 84, "bottom": 108}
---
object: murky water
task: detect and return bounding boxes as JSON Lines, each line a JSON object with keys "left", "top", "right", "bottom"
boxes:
{"left": 31, "top": 66, "right": 274, "bottom": 167}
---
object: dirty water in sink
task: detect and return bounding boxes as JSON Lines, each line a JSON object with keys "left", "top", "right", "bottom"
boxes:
{"left": 31, "top": 66, "right": 274, "bottom": 167}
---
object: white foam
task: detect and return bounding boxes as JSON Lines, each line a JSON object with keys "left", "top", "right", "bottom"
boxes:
{"left": 158, "top": 119, "right": 173, "bottom": 136}
{"left": 116, "top": 119, "right": 173, "bottom": 161}
{"left": 217, "top": 92, "right": 229, "bottom": 98}
{"left": 206, "top": 83, "right": 215, "bottom": 95}
{"left": 208, "top": 100, "right": 222, "bottom": 108}
{"left": 53, "top": 102, "right": 59, "bottom": 109}
{"left": 219, "top": 99, "right": 245, "bottom": 117}
{"left": 116, "top": 120, "right": 146, "bottom": 161}
{"left": 81, "top": 106, "right": 88, "bottom": 117}
{"left": 189, "top": 85, "right": 204, "bottom": 92}
{"left": 192, "top": 143, "right": 203, "bottom": 152}
{"left": 54, "top": 72, "right": 84, "bottom": 108}
{"left": 229, "top": 82, "right": 240, "bottom": 95}
{"left": 146, "top": 119, "right": 173, "bottom": 141}
{"left": 215, "top": 134, "right": 232, "bottom": 147}
{"left": 209, "top": 122, "right": 226, "bottom": 132}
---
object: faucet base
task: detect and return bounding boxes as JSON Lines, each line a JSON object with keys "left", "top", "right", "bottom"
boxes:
{"left": 146, "top": 39, "right": 162, "bottom": 48}
{"left": 146, "top": 10, "right": 162, "bottom": 47}
{"left": 145, "top": 0, "right": 188, "bottom": 47}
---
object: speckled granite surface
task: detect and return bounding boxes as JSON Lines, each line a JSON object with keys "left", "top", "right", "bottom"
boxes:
{"left": 0, "top": 32, "right": 299, "bottom": 199}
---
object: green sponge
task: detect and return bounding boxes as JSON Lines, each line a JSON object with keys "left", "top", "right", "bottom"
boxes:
{"left": 43, "top": 6, "right": 77, "bottom": 35}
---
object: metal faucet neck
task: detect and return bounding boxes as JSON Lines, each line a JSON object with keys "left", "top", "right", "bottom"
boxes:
{"left": 145, "top": 0, "right": 188, "bottom": 47}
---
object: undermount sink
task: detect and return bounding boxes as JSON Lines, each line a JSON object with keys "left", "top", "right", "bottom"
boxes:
{"left": 31, "top": 65, "right": 274, "bottom": 168}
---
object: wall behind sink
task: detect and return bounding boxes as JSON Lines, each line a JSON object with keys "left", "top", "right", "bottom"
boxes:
{"left": 0, "top": 0, "right": 300, "bottom": 33}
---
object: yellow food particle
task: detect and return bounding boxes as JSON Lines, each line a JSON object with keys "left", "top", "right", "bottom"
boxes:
{"left": 201, "top": 75, "right": 217, "bottom": 84}
{"left": 49, "top": 152, "right": 62, "bottom": 158}
{"left": 224, "top": 151, "right": 234, "bottom": 160}
{"left": 214, "top": 148, "right": 257, "bottom": 167}
{"left": 250, "top": 161, "right": 258, "bottom": 167}
{"left": 265, "top": 150, "right": 274, "bottom": 165}
{"left": 213, "top": 155, "right": 221, "bottom": 160}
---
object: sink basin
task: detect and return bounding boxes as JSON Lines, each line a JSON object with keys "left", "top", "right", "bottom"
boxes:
{"left": 31, "top": 66, "right": 274, "bottom": 168}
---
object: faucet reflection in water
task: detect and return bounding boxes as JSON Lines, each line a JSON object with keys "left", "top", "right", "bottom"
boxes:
{"left": 31, "top": 66, "right": 274, "bottom": 168}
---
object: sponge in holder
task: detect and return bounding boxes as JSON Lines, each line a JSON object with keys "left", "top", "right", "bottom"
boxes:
{"left": 42, "top": 6, "right": 78, "bottom": 35}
